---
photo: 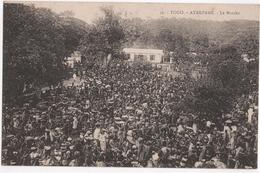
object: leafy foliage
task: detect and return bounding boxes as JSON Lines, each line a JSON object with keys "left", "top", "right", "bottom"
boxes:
{"left": 3, "top": 3, "right": 87, "bottom": 102}
{"left": 79, "top": 7, "right": 125, "bottom": 65}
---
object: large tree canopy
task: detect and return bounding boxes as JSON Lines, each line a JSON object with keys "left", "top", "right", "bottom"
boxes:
{"left": 3, "top": 3, "right": 87, "bottom": 102}
{"left": 79, "top": 7, "right": 125, "bottom": 65}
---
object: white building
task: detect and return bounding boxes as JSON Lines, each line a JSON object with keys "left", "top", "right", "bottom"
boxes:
{"left": 123, "top": 48, "right": 164, "bottom": 63}
{"left": 65, "top": 51, "right": 81, "bottom": 68}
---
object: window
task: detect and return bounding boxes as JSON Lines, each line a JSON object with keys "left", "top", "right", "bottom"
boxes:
{"left": 138, "top": 55, "right": 144, "bottom": 59}
{"left": 150, "top": 55, "right": 155, "bottom": 61}
{"left": 134, "top": 55, "right": 139, "bottom": 61}
{"left": 126, "top": 54, "right": 130, "bottom": 60}
{"left": 164, "top": 57, "right": 170, "bottom": 63}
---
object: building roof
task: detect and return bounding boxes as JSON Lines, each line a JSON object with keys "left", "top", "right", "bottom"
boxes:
{"left": 123, "top": 48, "right": 163, "bottom": 55}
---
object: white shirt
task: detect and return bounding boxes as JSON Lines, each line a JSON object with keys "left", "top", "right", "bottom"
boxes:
{"left": 177, "top": 124, "right": 184, "bottom": 133}
{"left": 152, "top": 153, "right": 159, "bottom": 161}
{"left": 72, "top": 118, "right": 78, "bottom": 129}
{"left": 73, "top": 74, "right": 77, "bottom": 79}
{"left": 247, "top": 107, "right": 254, "bottom": 124}
{"left": 99, "top": 133, "right": 107, "bottom": 142}
{"left": 206, "top": 121, "right": 211, "bottom": 127}
{"left": 93, "top": 128, "right": 101, "bottom": 140}
{"left": 231, "top": 125, "right": 237, "bottom": 132}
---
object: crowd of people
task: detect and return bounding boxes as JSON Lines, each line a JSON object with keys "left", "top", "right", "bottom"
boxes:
{"left": 2, "top": 61, "right": 258, "bottom": 168}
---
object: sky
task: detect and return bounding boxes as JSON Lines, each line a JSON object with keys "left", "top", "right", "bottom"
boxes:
{"left": 6, "top": 1, "right": 260, "bottom": 24}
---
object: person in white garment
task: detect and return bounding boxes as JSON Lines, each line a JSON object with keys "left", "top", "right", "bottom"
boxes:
{"left": 99, "top": 129, "right": 108, "bottom": 151}
{"left": 93, "top": 123, "right": 101, "bottom": 140}
{"left": 223, "top": 120, "right": 232, "bottom": 140}
{"left": 73, "top": 73, "right": 77, "bottom": 84}
{"left": 85, "top": 100, "right": 91, "bottom": 110}
{"left": 72, "top": 117, "right": 78, "bottom": 130}
{"left": 247, "top": 105, "right": 254, "bottom": 124}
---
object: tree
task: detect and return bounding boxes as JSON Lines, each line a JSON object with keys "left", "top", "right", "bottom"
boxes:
{"left": 191, "top": 82, "right": 233, "bottom": 121}
{"left": 120, "top": 18, "right": 144, "bottom": 47}
{"left": 3, "top": 3, "right": 87, "bottom": 104}
{"left": 189, "top": 33, "right": 209, "bottom": 53}
{"left": 183, "top": 42, "right": 256, "bottom": 122}
{"left": 154, "top": 29, "right": 189, "bottom": 64}
{"left": 79, "top": 6, "right": 125, "bottom": 66}
{"left": 208, "top": 44, "right": 242, "bottom": 89}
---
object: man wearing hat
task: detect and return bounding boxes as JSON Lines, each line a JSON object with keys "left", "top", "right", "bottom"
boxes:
{"left": 223, "top": 119, "right": 232, "bottom": 141}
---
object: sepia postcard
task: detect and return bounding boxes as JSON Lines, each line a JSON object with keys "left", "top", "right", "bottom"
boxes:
{"left": 1, "top": 0, "right": 259, "bottom": 171}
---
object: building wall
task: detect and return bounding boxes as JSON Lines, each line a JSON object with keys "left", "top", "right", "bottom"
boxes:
{"left": 130, "top": 54, "right": 135, "bottom": 61}
{"left": 127, "top": 53, "right": 163, "bottom": 63}
{"left": 154, "top": 54, "right": 162, "bottom": 63}
{"left": 124, "top": 48, "right": 164, "bottom": 64}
